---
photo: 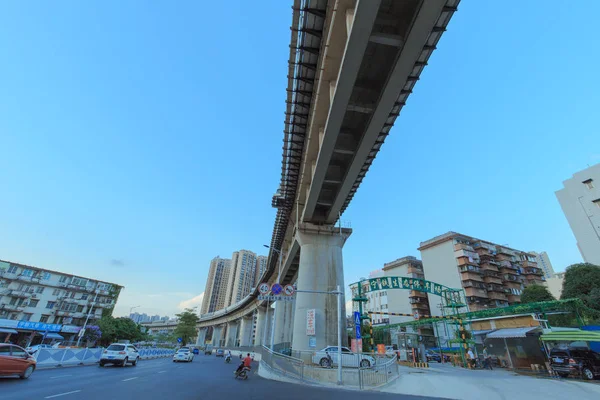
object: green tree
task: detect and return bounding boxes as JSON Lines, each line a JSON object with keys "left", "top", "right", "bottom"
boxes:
{"left": 561, "top": 263, "right": 600, "bottom": 311}
{"left": 97, "top": 316, "right": 146, "bottom": 346}
{"left": 174, "top": 309, "right": 199, "bottom": 345}
{"left": 521, "top": 284, "right": 555, "bottom": 303}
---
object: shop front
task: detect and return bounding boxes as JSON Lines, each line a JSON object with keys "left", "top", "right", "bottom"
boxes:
{"left": 0, "top": 318, "right": 63, "bottom": 347}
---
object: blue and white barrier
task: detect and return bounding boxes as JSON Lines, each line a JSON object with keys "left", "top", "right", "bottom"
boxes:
{"left": 34, "top": 347, "right": 175, "bottom": 368}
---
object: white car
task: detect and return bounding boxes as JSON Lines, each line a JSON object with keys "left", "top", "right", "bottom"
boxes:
{"left": 312, "top": 346, "right": 376, "bottom": 368}
{"left": 173, "top": 347, "right": 194, "bottom": 363}
{"left": 99, "top": 343, "right": 140, "bottom": 367}
{"left": 25, "top": 344, "right": 52, "bottom": 354}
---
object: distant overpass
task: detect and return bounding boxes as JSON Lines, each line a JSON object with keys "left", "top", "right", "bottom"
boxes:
{"left": 197, "top": 0, "right": 460, "bottom": 352}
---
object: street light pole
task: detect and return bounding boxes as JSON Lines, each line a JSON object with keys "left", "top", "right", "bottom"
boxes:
{"left": 77, "top": 289, "right": 100, "bottom": 347}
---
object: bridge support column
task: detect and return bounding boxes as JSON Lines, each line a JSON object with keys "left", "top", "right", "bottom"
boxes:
{"left": 291, "top": 224, "right": 351, "bottom": 352}
{"left": 239, "top": 316, "right": 253, "bottom": 347}
{"left": 196, "top": 327, "right": 207, "bottom": 346}
{"left": 225, "top": 321, "right": 238, "bottom": 348}
{"left": 253, "top": 307, "right": 266, "bottom": 346}
{"left": 212, "top": 325, "right": 224, "bottom": 347}
{"left": 274, "top": 299, "right": 294, "bottom": 347}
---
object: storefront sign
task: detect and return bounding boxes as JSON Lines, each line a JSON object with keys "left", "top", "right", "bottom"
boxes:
{"left": 306, "top": 309, "right": 315, "bottom": 335}
{"left": 367, "top": 277, "right": 444, "bottom": 295}
{"left": 16, "top": 321, "right": 62, "bottom": 332}
{"left": 0, "top": 319, "right": 19, "bottom": 329}
{"left": 61, "top": 325, "right": 82, "bottom": 334}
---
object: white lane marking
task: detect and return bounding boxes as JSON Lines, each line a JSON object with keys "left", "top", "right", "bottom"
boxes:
{"left": 49, "top": 374, "right": 73, "bottom": 379}
{"left": 158, "top": 370, "right": 167, "bottom": 374}
{"left": 122, "top": 377, "right": 139, "bottom": 381}
{"left": 44, "top": 390, "right": 82, "bottom": 399}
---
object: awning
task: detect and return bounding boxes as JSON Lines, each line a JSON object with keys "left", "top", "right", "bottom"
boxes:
{"left": 0, "top": 328, "right": 18, "bottom": 334}
{"left": 473, "top": 330, "right": 493, "bottom": 336}
{"left": 41, "top": 333, "right": 64, "bottom": 340}
{"left": 541, "top": 330, "right": 600, "bottom": 342}
{"left": 485, "top": 327, "right": 540, "bottom": 339}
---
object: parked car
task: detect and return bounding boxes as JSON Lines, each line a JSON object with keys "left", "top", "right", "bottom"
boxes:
{"left": 0, "top": 344, "right": 37, "bottom": 379}
{"left": 549, "top": 347, "right": 600, "bottom": 380}
{"left": 25, "top": 344, "right": 52, "bottom": 355}
{"left": 99, "top": 343, "right": 140, "bottom": 367}
{"left": 204, "top": 346, "right": 213, "bottom": 355}
{"left": 215, "top": 348, "right": 225, "bottom": 357}
{"left": 312, "top": 346, "right": 375, "bottom": 368}
{"left": 425, "top": 350, "right": 450, "bottom": 363}
{"left": 173, "top": 347, "right": 194, "bottom": 362}
{"left": 192, "top": 348, "right": 199, "bottom": 355}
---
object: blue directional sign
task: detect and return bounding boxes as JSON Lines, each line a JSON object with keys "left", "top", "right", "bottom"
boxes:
{"left": 177, "top": 337, "right": 182, "bottom": 343}
{"left": 353, "top": 311, "right": 361, "bottom": 340}
{"left": 271, "top": 283, "right": 283, "bottom": 295}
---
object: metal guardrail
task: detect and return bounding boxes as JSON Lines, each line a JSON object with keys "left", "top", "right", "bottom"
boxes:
{"left": 259, "top": 346, "right": 399, "bottom": 389}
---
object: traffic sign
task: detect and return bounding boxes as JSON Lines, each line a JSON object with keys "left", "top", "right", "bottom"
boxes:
{"left": 353, "top": 311, "right": 361, "bottom": 326}
{"left": 271, "top": 283, "right": 283, "bottom": 295}
{"left": 283, "top": 284, "right": 295, "bottom": 296}
{"left": 355, "top": 325, "right": 361, "bottom": 340}
{"left": 177, "top": 337, "right": 182, "bottom": 343}
{"left": 258, "top": 283, "right": 270, "bottom": 295}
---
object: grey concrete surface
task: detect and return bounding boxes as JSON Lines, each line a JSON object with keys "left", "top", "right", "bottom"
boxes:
{"left": 1, "top": 354, "right": 444, "bottom": 400}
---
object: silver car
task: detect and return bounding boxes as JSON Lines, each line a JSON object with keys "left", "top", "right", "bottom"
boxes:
{"left": 312, "top": 346, "right": 375, "bottom": 368}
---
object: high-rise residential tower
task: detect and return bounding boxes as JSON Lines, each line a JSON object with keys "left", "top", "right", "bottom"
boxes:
{"left": 555, "top": 163, "right": 600, "bottom": 265}
{"left": 200, "top": 257, "right": 231, "bottom": 315}
{"left": 224, "top": 250, "right": 257, "bottom": 307}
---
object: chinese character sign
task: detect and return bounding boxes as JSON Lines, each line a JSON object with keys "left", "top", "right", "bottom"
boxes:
{"left": 359, "top": 276, "right": 451, "bottom": 297}
{"left": 306, "top": 309, "right": 316, "bottom": 335}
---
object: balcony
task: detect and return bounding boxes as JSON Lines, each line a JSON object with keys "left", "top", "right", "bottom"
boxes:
{"left": 407, "top": 266, "right": 423, "bottom": 275}
{"left": 454, "top": 243, "right": 474, "bottom": 252}
{"left": 461, "top": 272, "right": 484, "bottom": 282}
{"left": 507, "top": 295, "right": 521, "bottom": 303}
{"left": 521, "top": 260, "right": 538, "bottom": 268}
{"left": 459, "top": 265, "right": 482, "bottom": 274}
{"left": 54, "top": 310, "right": 71, "bottom": 316}
{"left": 0, "top": 270, "right": 18, "bottom": 279}
{"left": 488, "top": 292, "right": 507, "bottom": 301}
{"left": 465, "top": 287, "right": 488, "bottom": 298}
{"left": 462, "top": 280, "right": 486, "bottom": 289}
{"left": 525, "top": 278, "right": 545, "bottom": 286}
{"left": 457, "top": 256, "right": 479, "bottom": 267}
{"left": 496, "top": 247, "right": 515, "bottom": 256}
{"left": 487, "top": 284, "right": 504, "bottom": 292}
{"left": 411, "top": 302, "right": 430, "bottom": 310}
{"left": 0, "top": 304, "right": 24, "bottom": 312}
{"left": 8, "top": 290, "right": 34, "bottom": 298}
{"left": 479, "top": 261, "right": 499, "bottom": 272}
{"left": 409, "top": 291, "right": 427, "bottom": 298}
{"left": 524, "top": 267, "right": 543, "bottom": 276}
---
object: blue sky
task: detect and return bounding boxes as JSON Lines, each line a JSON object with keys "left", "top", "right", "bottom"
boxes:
{"left": 1, "top": 1, "right": 599, "bottom": 317}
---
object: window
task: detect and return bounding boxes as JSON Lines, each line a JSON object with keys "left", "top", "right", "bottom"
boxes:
{"left": 11, "top": 346, "right": 27, "bottom": 357}
{"left": 46, "top": 301, "right": 56, "bottom": 309}
{"left": 81, "top": 294, "right": 88, "bottom": 300}
{"left": 9, "top": 313, "right": 18, "bottom": 320}
{"left": 71, "top": 277, "right": 88, "bottom": 287}
{"left": 59, "top": 276, "right": 70, "bottom": 283}
{"left": 42, "top": 272, "right": 51, "bottom": 280}
{"left": 39, "top": 315, "right": 49, "bottom": 323}
{"left": 21, "top": 269, "right": 33, "bottom": 277}
{"left": 593, "top": 199, "right": 600, "bottom": 209}
{"left": 0, "top": 346, "right": 10, "bottom": 355}
{"left": 29, "top": 299, "right": 39, "bottom": 308}
{"left": 7, "top": 265, "right": 18, "bottom": 274}
{"left": 52, "top": 289, "right": 60, "bottom": 296}
{"left": 36, "top": 287, "right": 44, "bottom": 294}
{"left": 583, "top": 179, "right": 594, "bottom": 189}
{"left": 22, "top": 313, "right": 32, "bottom": 321}
{"left": 70, "top": 292, "right": 75, "bottom": 298}
{"left": 77, "top": 305, "right": 84, "bottom": 312}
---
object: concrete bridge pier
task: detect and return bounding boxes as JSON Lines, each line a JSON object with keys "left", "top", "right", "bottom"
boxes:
{"left": 212, "top": 325, "right": 224, "bottom": 347}
{"left": 239, "top": 316, "right": 253, "bottom": 347}
{"left": 253, "top": 307, "right": 267, "bottom": 346}
{"left": 225, "top": 321, "right": 238, "bottom": 348}
{"left": 291, "top": 224, "right": 351, "bottom": 352}
{"left": 273, "top": 297, "right": 294, "bottom": 346}
{"left": 196, "top": 327, "right": 207, "bottom": 346}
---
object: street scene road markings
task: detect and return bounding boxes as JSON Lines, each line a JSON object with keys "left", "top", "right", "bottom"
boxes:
{"left": 49, "top": 374, "right": 73, "bottom": 379}
{"left": 158, "top": 370, "right": 167, "bottom": 373}
{"left": 44, "top": 390, "right": 82, "bottom": 399}
{"left": 122, "top": 377, "right": 139, "bottom": 381}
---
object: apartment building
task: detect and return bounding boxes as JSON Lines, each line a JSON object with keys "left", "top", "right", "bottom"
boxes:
{"left": 255, "top": 255, "right": 268, "bottom": 285}
{"left": 530, "top": 251, "right": 555, "bottom": 279}
{"left": 418, "top": 232, "right": 546, "bottom": 314}
{"left": 200, "top": 257, "right": 231, "bottom": 315}
{"left": 555, "top": 163, "right": 600, "bottom": 265}
{"left": 383, "top": 256, "right": 432, "bottom": 322}
{"left": 225, "top": 250, "right": 257, "bottom": 307}
{"left": 0, "top": 259, "right": 121, "bottom": 345}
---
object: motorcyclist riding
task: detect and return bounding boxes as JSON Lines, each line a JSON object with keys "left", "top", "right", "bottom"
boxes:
{"left": 235, "top": 353, "right": 253, "bottom": 375}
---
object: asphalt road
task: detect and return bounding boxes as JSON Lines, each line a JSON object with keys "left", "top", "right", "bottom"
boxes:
{"left": 0, "top": 355, "right": 444, "bottom": 400}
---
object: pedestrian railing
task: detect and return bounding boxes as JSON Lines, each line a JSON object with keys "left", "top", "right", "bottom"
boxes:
{"left": 259, "top": 346, "right": 399, "bottom": 389}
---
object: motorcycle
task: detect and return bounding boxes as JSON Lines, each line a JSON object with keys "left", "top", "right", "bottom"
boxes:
{"left": 225, "top": 354, "right": 231, "bottom": 363}
{"left": 234, "top": 366, "right": 251, "bottom": 380}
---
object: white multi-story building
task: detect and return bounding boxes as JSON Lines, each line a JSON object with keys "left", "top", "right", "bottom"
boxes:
{"left": 530, "top": 251, "right": 555, "bottom": 279}
{"left": 200, "top": 257, "right": 231, "bottom": 315}
{"left": 255, "top": 255, "right": 268, "bottom": 286}
{"left": 0, "top": 259, "right": 121, "bottom": 346}
{"left": 555, "top": 163, "right": 600, "bottom": 265}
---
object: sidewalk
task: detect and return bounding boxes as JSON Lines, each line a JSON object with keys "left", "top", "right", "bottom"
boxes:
{"left": 379, "top": 364, "right": 600, "bottom": 400}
